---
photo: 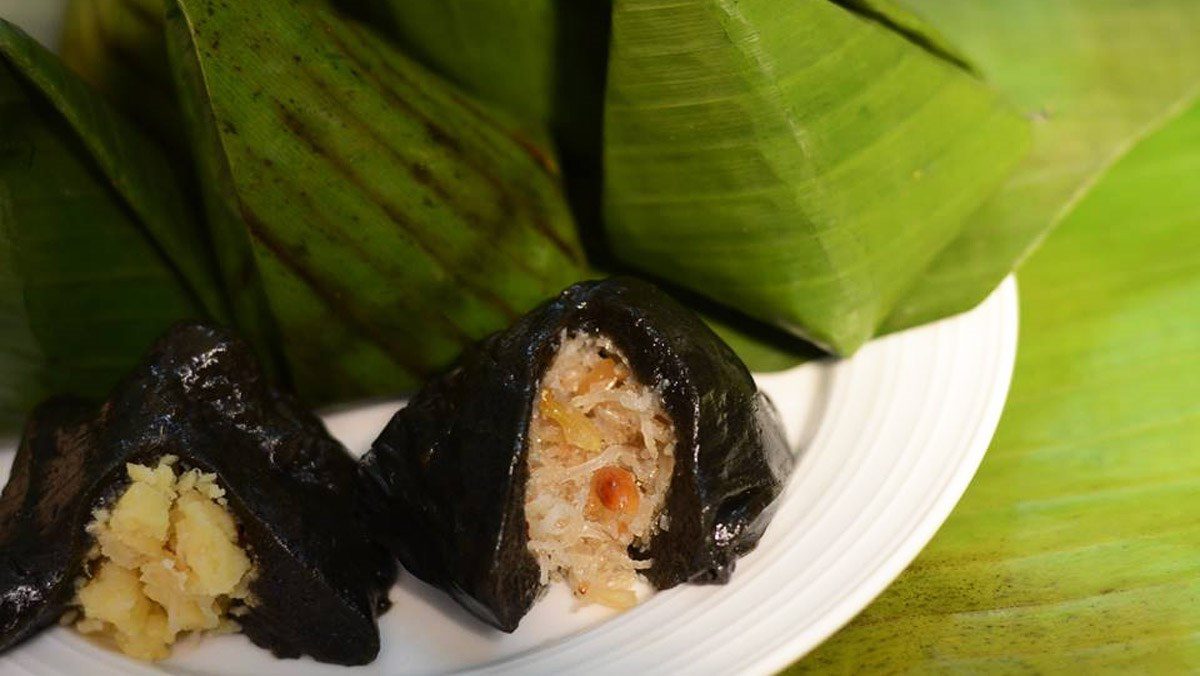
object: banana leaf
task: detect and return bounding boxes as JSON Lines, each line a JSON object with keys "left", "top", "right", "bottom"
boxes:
{"left": 163, "top": 0, "right": 589, "bottom": 403}
{"left": 328, "top": 0, "right": 1002, "bottom": 367}
{"left": 829, "top": 0, "right": 971, "bottom": 71}
{"left": 0, "top": 18, "right": 221, "bottom": 428}
{"left": 0, "top": 21, "right": 222, "bottom": 315}
{"left": 883, "top": 0, "right": 1200, "bottom": 331}
{"left": 603, "top": 0, "right": 1030, "bottom": 355}
{"left": 341, "top": 0, "right": 556, "bottom": 129}
{"left": 59, "top": 0, "right": 186, "bottom": 152}
{"left": 339, "top": 0, "right": 611, "bottom": 156}
{"left": 336, "top": 0, "right": 968, "bottom": 175}
{"left": 793, "top": 98, "right": 1200, "bottom": 672}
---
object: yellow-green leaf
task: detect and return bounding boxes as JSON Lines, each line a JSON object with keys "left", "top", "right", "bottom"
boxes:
{"left": 0, "top": 24, "right": 209, "bottom": 427}
{"left": 884, "top": 0, "right": 1200, "bottom": 332}
{"left": 794, "top": 97, "right": 1200, "bottom": 674}
{"left": 831, "top": 0, "right": 973, "bottom": 72}
{"left": 603, "top": 0, "right": 1030, "bottom": 354}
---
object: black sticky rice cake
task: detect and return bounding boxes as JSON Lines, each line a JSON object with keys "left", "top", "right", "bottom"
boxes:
{"left": 0, "top": 323, "right": 396, "bottom": 665}
{"left": 360, "top": 277, "right": 793, "bottom": 631}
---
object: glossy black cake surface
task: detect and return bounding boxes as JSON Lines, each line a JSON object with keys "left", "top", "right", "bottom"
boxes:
{"left": 360, "top": 277, "right": 793, "bottom": 632}
{"left": 0, "top": 323, "right": 396, "bottom": 665}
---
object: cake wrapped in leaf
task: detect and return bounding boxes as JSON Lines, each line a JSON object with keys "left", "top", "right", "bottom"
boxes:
{"left": 360, "top": 277, "right": 793, "bottom": 631}
{"left": 0, "top": 323, "right": 396, "bottom": 665}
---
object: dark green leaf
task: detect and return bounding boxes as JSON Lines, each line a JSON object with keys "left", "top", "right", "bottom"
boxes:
{"left": 352, "top": 0, "right": 556, "bottom": 132}
{"left": 0, "top": 19, "right": 226, "bottom": 320}
{"left": 164, "top": 0, "right": 589, "bottom": 401}
{"left": 59, "top": 0, "right": 186, "bottom": 149}
{"left": 341, "top": 0, "right": 611, "bottom": 155}
{"left": 0, "top": 57, "right": 200, "bottom": 427}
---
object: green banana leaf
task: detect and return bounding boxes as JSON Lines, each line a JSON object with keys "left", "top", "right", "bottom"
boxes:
{"left": 0, "top": 19, "right": 219, "bottom": 427}
{"left": 793, "top": 97, "right": 1200, "bottom": 673}
{"left": 0, "top": 20, "right": 223, "bottom": 318}
{"left": 340, "top": 0, "right": 611, "bottom": 156}
{"left": 729, "top": 0, "right": 1200, "bottom": 365}
{"left": 341, "top": 0, "right": 556, "bottom": 131}
{"left": 163, "top": 0, "right": 589, "bottom": 402}
{"left": 336, "top": 0, "right": 967, "bottom": 164}
{"left": 328, "top": 0, "right": 998, "bottom": 369}
{"left": 830, "top": 0, "right": 972, "bottom": 72}
{"left": 883, "top": 0, "right": 1200, "bottom": 332}
{"left": 59, "top": 0, "right": 184, "bottom": 149}
{"left": 603, "top": 0, "right": 1030, "bottom": 355}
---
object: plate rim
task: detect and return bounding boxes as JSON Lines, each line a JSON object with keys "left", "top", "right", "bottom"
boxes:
{"left": 750, "top": 276, "right": 1019, "bottom": 674}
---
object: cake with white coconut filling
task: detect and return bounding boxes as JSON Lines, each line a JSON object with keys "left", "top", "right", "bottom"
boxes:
{"left": 361, "top": 277, "right": 793, "bottom": 632}
{"left": 525, "top": 332, "right": 676, "bottom": 609}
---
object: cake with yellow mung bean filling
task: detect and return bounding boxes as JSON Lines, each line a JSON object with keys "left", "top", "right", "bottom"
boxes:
{"left": 0, "top": 323, "right": 396, "bottom": 665}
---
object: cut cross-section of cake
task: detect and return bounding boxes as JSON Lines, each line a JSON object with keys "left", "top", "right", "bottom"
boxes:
{"left": 0, "top": 323, "right": 397, "bottom": 665}
{"left": 361, "top": 277, "right": 794, "bottom": 631}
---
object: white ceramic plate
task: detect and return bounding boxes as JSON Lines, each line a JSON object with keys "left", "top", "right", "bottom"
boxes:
{"left": 0, "top": 275, "right": 1018, "bottom": 675}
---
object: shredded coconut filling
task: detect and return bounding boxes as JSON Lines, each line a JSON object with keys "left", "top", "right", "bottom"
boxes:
{"left": 525, "top": 332, "right": 676, "bottom": 610}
